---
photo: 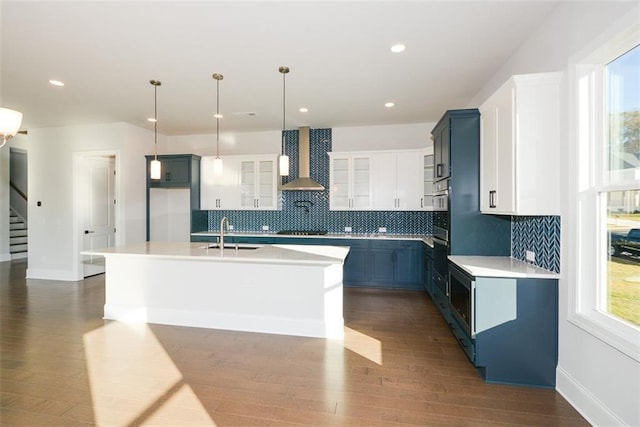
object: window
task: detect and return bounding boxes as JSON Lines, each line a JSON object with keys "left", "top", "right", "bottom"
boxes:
{"left": 572, "top": 23, "right": 640, "bottom": 360}
{"left": 604, "top": 46, "right": 640, "bottom": 327}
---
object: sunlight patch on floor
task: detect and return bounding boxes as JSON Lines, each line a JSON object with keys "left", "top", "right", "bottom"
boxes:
{"left": 83, "top": 320, "right": 216, "bottom": 426}
{"left": 342, "top": 326, "right": 382, "bottom": 365}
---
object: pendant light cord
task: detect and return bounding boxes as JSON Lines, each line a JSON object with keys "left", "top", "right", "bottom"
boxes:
{"left": 154, "top": 82, "right": 158, "bottom": 160}
{"left": 216, "top": 77, "right": 220, "bottom": 158}
{"left": 280, "top": 66, "right": 289, "bottom": 154}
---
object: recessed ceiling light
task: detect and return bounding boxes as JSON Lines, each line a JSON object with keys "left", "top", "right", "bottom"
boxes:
{"left": 147, "top": 118, "right": 157, "bottom": 123}
{"left": 299, "top": 107, "right": 309, "bottom": 113}
{"left": 385, "top": 102, "right": 395, "bottom": 108}
{"left": 390, "top": 44, "right": 406, "bottom": 53}
{"left": 49, "top": 79, "right": 64, "bottom": 87}
{"left": 214, "top": 113, "right": 223, "bottom": 119}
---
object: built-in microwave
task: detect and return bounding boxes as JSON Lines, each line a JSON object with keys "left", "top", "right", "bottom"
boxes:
{"left": 449, "top": 263, "right": 475, "bottom": 338}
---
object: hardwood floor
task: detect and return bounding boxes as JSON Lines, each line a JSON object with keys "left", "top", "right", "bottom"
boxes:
{"left": 0, "top": 259, "right": 588, "bottom": 426}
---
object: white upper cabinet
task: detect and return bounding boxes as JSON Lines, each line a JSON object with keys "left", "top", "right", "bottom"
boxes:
{"left": 480, "top": 72, "right": 561, "bottom": 215}
{"left": 201, "top": 154, "right": 281, "bottom": 211}
{"left": 371, "top": 149, "right": 427, "bottom": 211}
{"left": 329, "top": 153, "right": 372, "bottom": 210}
{"left": 200, "top": 156, "right": 240, "bottom": 210}
{"left": 240, "top": 157, "right": 281, "bottom": 210}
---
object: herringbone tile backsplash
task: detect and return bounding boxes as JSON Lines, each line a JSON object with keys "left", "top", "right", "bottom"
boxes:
{"left": 512, "top": 216, "right": 561, "bottom": 273}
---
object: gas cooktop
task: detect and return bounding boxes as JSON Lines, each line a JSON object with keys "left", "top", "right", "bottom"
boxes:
{"left": 276, "top": 230, "right": 328, "bottom": 236}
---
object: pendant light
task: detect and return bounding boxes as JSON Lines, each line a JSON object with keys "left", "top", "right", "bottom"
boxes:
{"left": 279, "top": 66, "right": 290, "bottom": 176}
{"left": 149, "top": 79, "right": 162, "bottom": 180}
{"left": 0, "top": 107, "right": 23, "bottom": 149}
{"left": 212, "top": 73, "right": 224, "bottom": 175}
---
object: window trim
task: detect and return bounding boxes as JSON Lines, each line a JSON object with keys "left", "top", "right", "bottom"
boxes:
{"left": 568, "top": 19, "right": 640, "bottom": 362}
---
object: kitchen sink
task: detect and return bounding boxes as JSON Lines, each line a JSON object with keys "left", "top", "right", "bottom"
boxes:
{"left": 207, "top": 244, "right": 259, "bottom": 250}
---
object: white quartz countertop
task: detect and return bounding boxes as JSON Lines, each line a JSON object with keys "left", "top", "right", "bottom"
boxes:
{"left": 448, "top": 256, "right": 560, "bottom": 279}
{"left": 191, "top": 231, "right": 433, "bottom": 247}
{"left": 83, "top": 242, "right": 349, "bottom": 266}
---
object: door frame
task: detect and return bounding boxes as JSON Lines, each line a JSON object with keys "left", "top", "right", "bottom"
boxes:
{"left": 72, "top": 150, "right": 122, "bottom": 280}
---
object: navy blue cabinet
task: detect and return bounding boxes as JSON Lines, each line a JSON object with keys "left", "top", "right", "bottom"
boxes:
{"left": 147, "top": 155, "right": 192, "bottom": 188}
{"left": 424, "top": 244, "right": 433, "bottom": 295}
{"left": 448, "top": 263, "right": 558, "bottom": 388}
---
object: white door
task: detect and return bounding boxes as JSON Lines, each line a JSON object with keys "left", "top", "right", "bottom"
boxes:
{"left": 81, "top": 156, "right": 116, "bottom": 277}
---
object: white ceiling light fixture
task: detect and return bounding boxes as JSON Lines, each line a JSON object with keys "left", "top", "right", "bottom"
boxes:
{"left": 390, "top": 43, "right": 406, "bottom": 53}
{"left": 149, "top": 79, "right": 162, "bottom": 180}
{"left": 212, "top": 73, "right": 224, "bottom": 176}
{"left": 49, "top": 79, "right": 65, "bottom": 87}
{"left": 299, "top": 107, "right": 309, "bottom": 113}
{"left": 385, "top": 102, "right": 395, "bottom": 108}
{"left": 0, "top": 108, "right": 23, "bottom": 149}
{"left": 279, "top": 66, "right": 290, "bottom": 177}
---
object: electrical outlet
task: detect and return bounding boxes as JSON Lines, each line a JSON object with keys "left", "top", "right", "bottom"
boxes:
{"left": 228, "top": 225, "right": 234, "bottom": 231}
{"left": 344, "top": 226, "right": 352, "bottom": 233}
{"left": 526, "top": 250, "right": 536, "bottom": 263}
{"left": 378, "top": 227, "right": 387, "bottom": 233}
{"left": 262, "top": 225, "right": 269, "bottom": 231}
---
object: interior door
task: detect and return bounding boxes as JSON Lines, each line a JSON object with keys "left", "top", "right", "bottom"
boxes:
{"left": 82, "top": 156, "right": 116, "bottom": 277}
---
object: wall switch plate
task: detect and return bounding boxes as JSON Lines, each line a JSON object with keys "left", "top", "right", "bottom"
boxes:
{"left": 262, "top": 225, "right": 269, "bottom": 231}
{"left": 526, "top": 250, "right": 536, "bottom": 263}
{"left": 378, "top": 227, "right": 387, "bottom": 233}
{"left": 344, "top": 226, "right": 352, "bottom": 233}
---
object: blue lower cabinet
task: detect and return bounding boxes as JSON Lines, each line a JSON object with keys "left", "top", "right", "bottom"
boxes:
{"left": 394, "top": 241, "right": 424, "bottom": 290}
{"left": 342, "top": 240, "right": 371, "bottom": 286}
{"left": 370, "top": 243, "right": 396, "bottom": 286}
{"left": 446, "top": 263, "right": 559, "bottom": 388}
{"left": 424, "top": 244, "right": 434, "bottom": 295}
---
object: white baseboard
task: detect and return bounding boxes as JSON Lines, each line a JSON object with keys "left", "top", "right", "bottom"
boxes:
{"left": 556, "top": 366, "right": 625, "bottom": 427}
{"left": 26, "top": 268, "right": 80, "bottom": 281}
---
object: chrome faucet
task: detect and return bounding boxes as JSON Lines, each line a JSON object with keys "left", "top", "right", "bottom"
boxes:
{"left": 219, "top": 216, "right": 230, "bottom": 252}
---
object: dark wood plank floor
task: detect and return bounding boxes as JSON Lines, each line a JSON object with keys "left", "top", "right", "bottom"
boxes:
{"left": 0, "top": 259, "right": 588, "bottom": 426}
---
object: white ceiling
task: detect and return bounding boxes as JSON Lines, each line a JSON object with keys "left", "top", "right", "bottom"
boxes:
{"left": 1, "top": 1, "right": 560, "bottom": 136}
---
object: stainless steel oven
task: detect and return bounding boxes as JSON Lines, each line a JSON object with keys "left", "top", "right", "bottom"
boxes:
{"left": 432, "top": 179, "right": 449, "bottom": 211}
{"left": 449, "top": 263, "right": 475, "bottom": 338}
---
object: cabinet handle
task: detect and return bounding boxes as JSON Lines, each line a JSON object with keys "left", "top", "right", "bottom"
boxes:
{"left": 436, "top": 163, "right": 443, "bottom": 178}
{"left": 421, "top": 198, "right": 424, "bottom": 208}
{"left": 489, "top": 190, "right": 496, "bottom": 208}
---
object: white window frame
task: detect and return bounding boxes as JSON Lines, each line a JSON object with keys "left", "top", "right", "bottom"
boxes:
{"left": 568, "top": 19, "right": 640, "bottom": 362}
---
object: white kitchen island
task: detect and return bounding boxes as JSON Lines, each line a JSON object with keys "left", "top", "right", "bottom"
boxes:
{"left": 83, "top": 242, "right": 350, "bottom": 339}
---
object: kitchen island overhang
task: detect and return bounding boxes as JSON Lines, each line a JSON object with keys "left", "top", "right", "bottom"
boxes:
{"left": 83, "top": 242, "right": 350, "bottom": 339}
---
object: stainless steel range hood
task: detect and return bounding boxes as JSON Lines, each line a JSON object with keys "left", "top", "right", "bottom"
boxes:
{"left": 281, "top": 126, "right": 325, "bottom": 191}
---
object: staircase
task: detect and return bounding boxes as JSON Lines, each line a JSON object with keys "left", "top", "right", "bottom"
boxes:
{"left": 9, "top": 208, "right": 27, "bottom": 260}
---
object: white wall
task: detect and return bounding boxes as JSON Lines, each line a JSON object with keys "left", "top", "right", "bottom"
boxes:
{"left": 167, "top": 129, "right": 281, "bottom": 156}
{"left": 332, "top": 123, "right": 435, "bottom": 152}
{"left": 26, "top": 122, "right": 155, "bottom": 280}
{"left": 470, "top": 2, "right": 639, "bottom": 426}
{"left": 167, "top": 123, "right": 435, "bottom": 156}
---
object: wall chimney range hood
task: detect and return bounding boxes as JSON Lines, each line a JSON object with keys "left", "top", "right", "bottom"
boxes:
{"left": 281, "top": 126, "right": 325, "bottom": 191}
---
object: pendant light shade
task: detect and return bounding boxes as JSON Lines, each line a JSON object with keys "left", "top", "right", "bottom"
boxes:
{"left": 279, "top": 66, "right": 290, "bottom": 177}
{"left": 0, "top": 107, "right": 23, "bottom": 149}
{"left": 149, "top": 80, "right": 162, "bottom": 180}
{"left": 212, "top": 73, "right": 224, "bottom": 176}
{"left": 279, "top": 153, "right": 289, "bottom": 177}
